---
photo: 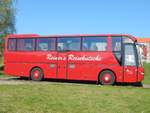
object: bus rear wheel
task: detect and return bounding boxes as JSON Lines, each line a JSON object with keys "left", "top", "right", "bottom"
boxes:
{"left": 99, "top": 70, "right": 115, "bottom": 85}
{"left": 30, "top": 68, "right": 44, "bottom": 81}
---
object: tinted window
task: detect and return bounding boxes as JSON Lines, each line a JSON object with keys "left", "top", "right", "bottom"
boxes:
{"left": 57, "top": 38, "right": 81, "bottom": 51}
{"left": 17, "top": 39, "right": 35, "bottom": 51}
{"left": 82, "top": 37, "right": 107, "bottom": 51}
{"left": 112, "top": 37, "right": 122, "bottom": 51}
{"left": 37, "top": 38, "right": 56, "bottom": 51}
{"left": 8, "top": 39, "right": 16, "bottom": 51}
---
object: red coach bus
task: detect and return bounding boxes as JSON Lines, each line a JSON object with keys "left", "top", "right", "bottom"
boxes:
{"left": 4, "top": 34, "right": 144, "bottom": 85}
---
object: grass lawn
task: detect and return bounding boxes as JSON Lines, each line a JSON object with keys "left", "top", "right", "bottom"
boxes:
{"left": 0, "top": 56, "right": 5, "bottom": 77}
{"left": 143, "top": 63, "right": 150, "bottom": 84}
{"left": 0, "top": 56, "right": 3, "bottom": 64}
{"left": 0, "top": 71, "right": 9, "bottom": 78}
{"left": 0, "top": 84, "right": 150, "bottom": 113}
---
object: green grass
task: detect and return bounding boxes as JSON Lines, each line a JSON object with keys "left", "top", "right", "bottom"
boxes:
{"left": 0, "top": 56, "right": 4, "bottom": 72}
{"left": 143, "top": 63, "right": 150, "bottom": 84}
{"left": 0, "top": 56, "right": 3, "bottom": 64}
{"left": 0, "top": 71, "right": 9, "bottom": 78}
{"left": 0, "top": 56, "right": 5, "bottom": 77}
{"left": 0, "top": 84, "right": 150, "bottom": 113}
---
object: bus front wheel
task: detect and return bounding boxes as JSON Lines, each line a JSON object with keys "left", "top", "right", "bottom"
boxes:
{"left": 99, "top": 70, "right": 115, "bottom": 85}
{"left": 30, "top": 67, "right": 44, "bottom": 81}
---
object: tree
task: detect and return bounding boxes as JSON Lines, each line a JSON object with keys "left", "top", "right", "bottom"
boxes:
{"left": 0, "top": 0, "right": 16, "bottom": 56}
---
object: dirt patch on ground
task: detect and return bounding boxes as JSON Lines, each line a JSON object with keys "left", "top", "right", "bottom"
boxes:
{"left": 0, "top": 77, "right": 49, "bottom": 85}
{"left": 0, "top": 77, "right": 95, "bottom": 86}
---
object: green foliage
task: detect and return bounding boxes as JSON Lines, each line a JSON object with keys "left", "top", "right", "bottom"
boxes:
{"left": 0, "top": 65, "right": 4, "bottom": 71}
{"left": 143, "top": 63, "right": 150, "bottom": 84}
{"left": 0, "top": 0, "right": 16, "bottom": 35}
{"left": 0, "top": 56, "right": 3, "bottom": 64}
{"left": 0, "top": 56, "right": 4, "bottom": 72}
{"left": 0, "top": 0, "right": 16, "bottom": 56}
{"left": 0, "top": 38, "right": 4, "bottom": 56}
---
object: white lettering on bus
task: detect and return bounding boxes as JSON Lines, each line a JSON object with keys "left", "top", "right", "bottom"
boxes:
{"left": 46, "top": 54, "right": 101, "bottom": 61}
{"left": 68, "top": 54, "right": 101, "bottom": 61}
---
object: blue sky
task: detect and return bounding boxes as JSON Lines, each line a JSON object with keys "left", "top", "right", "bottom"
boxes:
{"left": 16, "top": 0, "right": 150, "bottom": 37}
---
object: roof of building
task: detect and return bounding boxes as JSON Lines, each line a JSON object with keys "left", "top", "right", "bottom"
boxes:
{"left": 137, "top": 38, "right": 150, "bottom": 43}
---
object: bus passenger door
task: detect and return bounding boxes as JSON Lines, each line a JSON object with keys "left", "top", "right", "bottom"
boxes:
{"left": 123, "top": 44, "right": 137, "bottom": 82}
{"left": 57, "top": 52, "right": 67, "bottom": 79}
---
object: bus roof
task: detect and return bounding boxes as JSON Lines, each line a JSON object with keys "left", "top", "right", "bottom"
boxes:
{"left": 7, "top": 34, "right": 137, "bottom": 42}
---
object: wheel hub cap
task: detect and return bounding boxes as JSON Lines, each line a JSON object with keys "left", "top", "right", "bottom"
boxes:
{"left": 33, "top": 71, "right": 40, "bottom": 79}
{"left": 102, "top": 74, "right": 112, "bottom": 84}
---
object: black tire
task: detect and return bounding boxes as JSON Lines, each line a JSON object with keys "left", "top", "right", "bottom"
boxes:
{"left": 99, "top": 70, "right": 115, "bottom": 85}
{"left": 30, "top": 67, "right": 44, "bottom": 81}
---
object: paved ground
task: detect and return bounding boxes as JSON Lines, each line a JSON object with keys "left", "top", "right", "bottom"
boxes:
{"left": 0, "top": 77, "right": 63, "bottom": 85}
{"left": 0, "top": 77, "right": 150, "bottom": 88}
{"left": 143, "top": 84, "right": 150, "bottom": 88}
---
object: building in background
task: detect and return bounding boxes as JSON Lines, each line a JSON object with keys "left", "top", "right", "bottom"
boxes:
{"left": 137, "top": 38, "right": 150, "bottom": 63}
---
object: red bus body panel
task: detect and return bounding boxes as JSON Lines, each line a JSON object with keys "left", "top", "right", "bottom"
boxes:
{"left": 4, "top": 34, "right": 144, "bottom": 83}
{"left": 123, "top": 66, "right": 137, "bottom": 82}
{"left": 137, "top": 66, "right": 144, "bottom": 82}
{"left": 4, "top": 51, "right": 123, "bottom": 81}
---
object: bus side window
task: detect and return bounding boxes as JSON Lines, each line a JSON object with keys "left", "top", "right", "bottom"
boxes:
{"left": 112, "top": 37, "right": 122, "bottom": 64}
{"left": 57, "top": 38, "right": 81, "bottom": 51}
{"left": 82, "top": 37, "right": 107, "bottom": 51}
{"left": 112, "top": 37, "right": 122, "bottom": 52}
{"left": 90, "top": 43, "right": 98, "bottom": 51}
{"left": 57, "top": 43, "right": 64, "bottom": 51}
{"left": 8, "top": 39, "right": 16, "bottom": 51}
{"left": 25, "top": 42, "right": 33, "bottom": 50}
{"left": 17, "top": 39, "right": 35, "bottom": 51}
{"left": 83, "top": 43, "right": 88, "bottom": 50}
{"left": 37, "top": 38, "right": 49, "bottom": 51}
{"left": 36, "top": 38, "right": 56, "bottom": 51}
